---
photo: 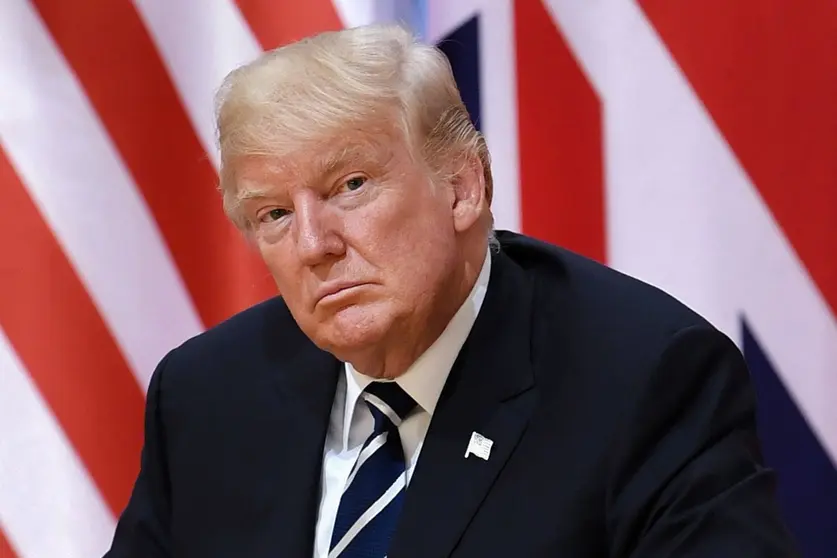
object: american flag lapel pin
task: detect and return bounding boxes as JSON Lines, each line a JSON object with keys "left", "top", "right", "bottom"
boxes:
{"left": 464, "top": 431, "right": 494, "bottom": 460}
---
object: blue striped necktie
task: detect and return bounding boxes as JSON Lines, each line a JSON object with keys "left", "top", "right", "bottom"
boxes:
{"left": 328, "top": 381, "right": 417, "bottom": 557}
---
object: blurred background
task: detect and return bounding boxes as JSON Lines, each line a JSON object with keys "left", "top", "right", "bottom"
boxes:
{"left": 0, "top": 0, "right": 835, "bottom": 556}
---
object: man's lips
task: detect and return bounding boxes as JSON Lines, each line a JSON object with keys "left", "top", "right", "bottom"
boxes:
{"left": 314, "top": 282, "right": 370, "bottom": 306}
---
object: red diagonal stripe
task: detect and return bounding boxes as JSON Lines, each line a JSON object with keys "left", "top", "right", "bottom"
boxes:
{"left": 640, "top": 0, "right": 837, "bottom": 316}
{"left": 0, "top": 149, "right": 144, "bottom": 515}
{"left": 235, "top": 0, "right": 342, "bottom": 50}
{"left": 515, "top": 0, "right": 606, "bottom": 262}
{"left": 31, "top": 0, "right": 276, "bottom": 328}
{"left": 0, "top": 529, "right": 18, "bottom": 558}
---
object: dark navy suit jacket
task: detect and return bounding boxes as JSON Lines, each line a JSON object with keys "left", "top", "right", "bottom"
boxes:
{"left": 105, "top": 231, "right": 797, "bottom": 557}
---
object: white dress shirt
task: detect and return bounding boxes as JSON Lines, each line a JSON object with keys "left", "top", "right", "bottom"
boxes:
{"left": 313, "top": 249, "right": 491, "bottom": 557}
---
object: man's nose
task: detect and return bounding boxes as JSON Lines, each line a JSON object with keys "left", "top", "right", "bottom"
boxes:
{"left": 293, "top": 196, "right": 345, "bottom": 266}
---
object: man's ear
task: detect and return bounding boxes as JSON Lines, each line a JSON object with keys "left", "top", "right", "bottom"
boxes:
{"left": 449, "top": 155, "right": 486, "bottom": 233}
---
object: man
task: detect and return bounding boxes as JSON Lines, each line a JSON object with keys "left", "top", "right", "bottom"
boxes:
{"left": 105, "top": 23, "right": 797, "bottom": 557}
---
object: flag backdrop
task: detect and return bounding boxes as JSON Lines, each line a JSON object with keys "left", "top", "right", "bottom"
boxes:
{"left": 0, "top": 1, "right": 835, "bottom": 556}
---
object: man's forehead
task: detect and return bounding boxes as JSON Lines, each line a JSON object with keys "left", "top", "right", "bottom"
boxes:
{"left": 289, "top": 130, "right": 393, "bottom": 168}
{"left": 234, "top": 131, "right": 400, "bottom": 199}
{"left": 317, "top": 138, "right": 385, "bottom": 168}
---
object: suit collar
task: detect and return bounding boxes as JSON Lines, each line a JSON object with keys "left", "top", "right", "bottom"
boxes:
{"left": 389, "top": 244, "right": 538, "bottom": 558}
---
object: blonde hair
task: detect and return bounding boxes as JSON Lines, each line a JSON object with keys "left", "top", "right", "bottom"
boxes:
{"left": 214, "top": 23, "right": 493, "bottom": 230}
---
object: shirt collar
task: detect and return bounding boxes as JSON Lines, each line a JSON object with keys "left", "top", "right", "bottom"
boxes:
{"left": 342, "top": 247, "right": 492, "bottom": 437}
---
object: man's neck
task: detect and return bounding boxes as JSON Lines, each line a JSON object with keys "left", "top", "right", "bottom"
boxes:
{"left": 349, "top": 241, "right": 487, "bottom": 380}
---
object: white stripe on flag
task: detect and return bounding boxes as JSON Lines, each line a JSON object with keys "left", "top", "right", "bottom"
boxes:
{"left": 427, "top": 0, "right": 521, "bottom": 233}
{"left": 538, "top": 0, "right": 604, "bottom": 99}
{"left": 0, "top": 0, "right": 204, "bottom": 390}
{"left": 332, "top": 0, "right": 378, "bottom": 28}
{"left": 131, "top": 0, "right": 263, "bottom": 169}
{"left": 0, "top": 328, "right": 115, "bottom": 558}
{"left": 546, "top": 0, "right": 837, "bottom": 464}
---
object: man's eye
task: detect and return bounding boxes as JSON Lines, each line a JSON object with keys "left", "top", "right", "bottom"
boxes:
{"left": 344, "top": 176, "right": 367, "bottom": 191}
{"left": 259, "top": 208, "right": 291, "bottom": 223}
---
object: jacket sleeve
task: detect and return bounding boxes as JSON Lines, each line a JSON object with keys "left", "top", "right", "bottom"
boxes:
{"left": 103, "top": 352, "right": 174, "bottom": 557}
{"left": 605, "top": 324, "right": 799, "bottom": 557}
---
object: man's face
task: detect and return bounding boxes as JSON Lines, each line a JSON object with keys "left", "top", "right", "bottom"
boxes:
{"left": 234, "top": 127, "right": 462, "bottom": 361}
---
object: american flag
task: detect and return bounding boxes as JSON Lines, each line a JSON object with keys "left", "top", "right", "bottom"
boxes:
{"left": 0, "top": 1, "right": 834, "bottom": 556}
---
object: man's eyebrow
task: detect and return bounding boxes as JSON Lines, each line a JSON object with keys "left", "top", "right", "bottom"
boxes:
{"left": 315, "top": 142, "right": 379, "bottom": 176}
{"left": 236, "top": 186, "right": 271, "bottom": 201}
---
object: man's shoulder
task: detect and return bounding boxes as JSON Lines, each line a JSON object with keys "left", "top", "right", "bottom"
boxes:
{"left": 154, "top": 295, "right": 310, "bottom": 385}
{"left": 497, "top": 230, "right": 737, "bottom": 425}
{"left": 181, "top": 295, "right": 296, "bottom": 353}
{"left": 497, "top": 230, "right": 714, "bottom": 351}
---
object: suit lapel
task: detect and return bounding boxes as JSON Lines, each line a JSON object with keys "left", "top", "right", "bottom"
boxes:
{"left": 389, "top": 248, "right": 538, "bottom": 558}
{"left": 261, "top": 304, "right": 341, "bottom": 557}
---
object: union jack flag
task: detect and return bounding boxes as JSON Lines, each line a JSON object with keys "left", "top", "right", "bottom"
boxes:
{"left": 0, "top": 1, "right": 834, "bottom": 556}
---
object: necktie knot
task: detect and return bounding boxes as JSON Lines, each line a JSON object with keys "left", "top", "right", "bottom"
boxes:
{"left": 363, "top": 381, "right": 417, "bottom": 430}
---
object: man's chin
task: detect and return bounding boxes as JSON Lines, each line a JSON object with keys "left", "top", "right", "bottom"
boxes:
{"left": 312, "top": 305, "right": 392, "bottom": 360}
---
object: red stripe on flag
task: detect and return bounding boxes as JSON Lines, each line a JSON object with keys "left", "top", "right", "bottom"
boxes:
{"left": 30, "top": 0, "right": 276, "bottom": 328}
{"left": 514, "top": 0, "right": 606, "bottom": 263}
{"left": 0, "top": 149, "right": 145, "bottom": 515}
{"left": 235, "top": 0, "right": 343, "bottom": 50}
{"left": 0, "top": 529, "right": 17, "bottom": 558}
{"left": 640, "top": 0, "right": 837, "bottom": 316}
